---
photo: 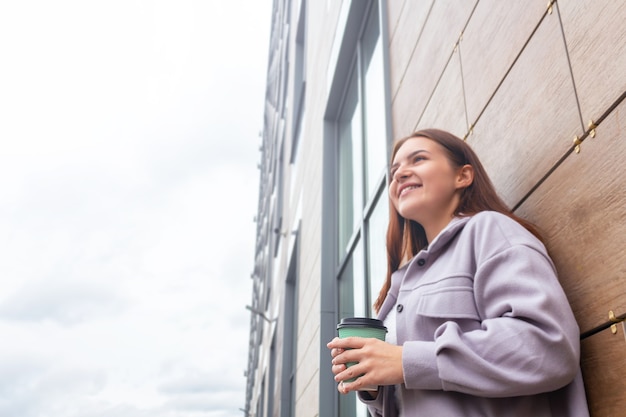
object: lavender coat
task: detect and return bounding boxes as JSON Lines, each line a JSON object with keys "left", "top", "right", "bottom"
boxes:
{"left": 359, "top": 211, "right": 590, "bottom": 417}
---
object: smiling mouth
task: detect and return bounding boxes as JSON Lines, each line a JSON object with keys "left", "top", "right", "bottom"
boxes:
{"left": 399, "top": 184, "right": 422, "bottom": 197}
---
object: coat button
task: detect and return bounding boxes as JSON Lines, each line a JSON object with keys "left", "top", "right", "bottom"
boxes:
{"left": 417, "top": 258, "right": 426, "bottom": 266}
{"left": 397, "top": 304, "right": 404, "bottom": 313}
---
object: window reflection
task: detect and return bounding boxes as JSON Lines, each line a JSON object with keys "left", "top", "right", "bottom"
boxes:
{"left": 367, "top": 188, "right": 388, "bottom": 313}
{"left": 338, "top": 70, "right": 363, "bottom": 256}
{"left": 362, "top": 1, "right": 387, "bottom": 199}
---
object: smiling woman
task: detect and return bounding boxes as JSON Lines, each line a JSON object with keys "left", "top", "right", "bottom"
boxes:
{"left": 388, "top": 136, "right": 474, "bottom": 243}
{"left": 328, "top": 128, "right": 590, "bottom": 417}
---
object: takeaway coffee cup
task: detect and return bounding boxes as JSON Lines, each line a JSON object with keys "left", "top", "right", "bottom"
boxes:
{"left": 336, "top": 317, "right": 387, "bottom": 389}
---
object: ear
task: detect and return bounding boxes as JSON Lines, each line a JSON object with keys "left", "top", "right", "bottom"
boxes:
{"left": 455, "top": 164, "right": 474, "bottom": 189}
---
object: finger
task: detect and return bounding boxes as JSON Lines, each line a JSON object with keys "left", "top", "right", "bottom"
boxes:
{"left": 335, "top": 364, "right": 362, "bottom": 385}
{"left": 328, "top": 336, "right": 364, "bottom": 350}
{"left": 330, "top": 347, "right": 345, "bottom": 358}
{"left": 340, "top": 380, "right": 354, "bottom": 394}
{"left": 332, "top": 347, "right": 359, "bottom": 367}
{"left": 338, "top": 381, "right": 353, "bottom": 394}
{"left": 331, "top": 363, "right": 346, "bottom": 375}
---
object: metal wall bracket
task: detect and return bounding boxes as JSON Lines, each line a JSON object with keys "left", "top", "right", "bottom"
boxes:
{"left": 572, "top": 120, "right": 599, "bottom": 154}
{"left": 573, "top": 135, "right": 582, "bottom": 154}
{"left": 580, "top": 310, "right": 626, "bottom": 340}
{"left": 587, "top": 120, "right": 597, "bottom": 138}
{"left": 608, "top": 310, "right": 625, "bottom": 335}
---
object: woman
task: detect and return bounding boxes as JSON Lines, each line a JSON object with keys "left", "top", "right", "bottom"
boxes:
{"left": 327, "top": 129, "right": 589, "bottom": 416}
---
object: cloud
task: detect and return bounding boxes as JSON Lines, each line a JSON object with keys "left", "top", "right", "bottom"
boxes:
{"left": 0, "top": 277, "right": 127, "bottom": 325}
{"left": 156, "top": 357, "right": 247, "bottom": 415}
{"left": 0, "top": 353, "right": 106, "bottom": 417}
{"left": 0, "top": 0, "right": 269, "bottom": 416}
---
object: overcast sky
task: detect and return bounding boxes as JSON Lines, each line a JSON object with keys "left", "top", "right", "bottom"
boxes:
{"left": 0, "top": 1, "right": 270, "bottom": 416}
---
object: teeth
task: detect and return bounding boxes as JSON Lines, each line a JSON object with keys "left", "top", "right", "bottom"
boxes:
{"left": 400, "top": 185, "right": 421, "bottom": 196}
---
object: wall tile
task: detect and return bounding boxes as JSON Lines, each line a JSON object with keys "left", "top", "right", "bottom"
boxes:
{"left": 295, "top": 327, "right": 321, "bottom": 416}
{"left": 470, "top": 11, "right": 581, "bottom": 208}
{"left": 387, "top": 0, "right": 433, "bottom": 97}
{"left": 580, "top": 326, "right": 626, "bottom": 417}
{"left": 461, "top": 0, "right": 547, "bottom": 125}
{"left": 386, "top": 0, "right": 408, "bottom": 43}
{"left": 415, "top": 50, "right": 467, "bottom": 138}
{"left": 391, "top": 0, "right": 476, "bottom": 139}
{"left": 515, "top": 98, "right": 626, "bottom": 334}
{"left": 558, "top": 0, "right": 626, "bottom": 123}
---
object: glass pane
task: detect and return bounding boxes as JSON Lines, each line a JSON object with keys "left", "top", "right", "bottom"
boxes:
{"left": 356, "top": 400, "right": 368, "bottom": 417}
{"left": 290, "top": 109, "right": 304, "bottom": 199}
{"left": 338, "top": 252, "right": 355, "bottom": 321}
{"left": 338, "top": 390, "right": 369, "bottom": 417}
{"left": 339, "top": 238, "right": 366, "bottom": 319}
{"left": 338, "top": 391, "right": 357, "bottom": 417}
{"left": 367, "top": 187, "right": 389, "bottom": 317}
{"left": 362, "top": 2, "right": 387, "bottom": 201}
{"left": 338, "top": 69, "right": 363, "bottom": 255}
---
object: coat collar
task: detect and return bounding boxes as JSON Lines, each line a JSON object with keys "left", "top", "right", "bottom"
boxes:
{"left": 425, "top": 215, "right": 471, "bottom": 255}
{"left": 378, "top": 216, "right": 471, "bottom": 320}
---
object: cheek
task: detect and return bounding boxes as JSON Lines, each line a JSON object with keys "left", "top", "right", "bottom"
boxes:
{"left": 388, "top": 183, "right": 397, "bottom": 200}
{"left": 388, "top": 186, "right": 400, "bottom": 209}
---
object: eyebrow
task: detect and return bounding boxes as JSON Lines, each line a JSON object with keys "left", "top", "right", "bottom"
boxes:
{"left": 390, "top": 149, "right": 430, "bottom": 172}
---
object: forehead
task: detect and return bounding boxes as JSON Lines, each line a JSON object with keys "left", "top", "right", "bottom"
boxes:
{"left": 393, "top": 137, "right": 439, "bottom": 161}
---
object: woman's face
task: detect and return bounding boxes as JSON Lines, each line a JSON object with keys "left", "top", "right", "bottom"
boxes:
{"left": 389, "top": 137, "right": 467, "bottom": 231}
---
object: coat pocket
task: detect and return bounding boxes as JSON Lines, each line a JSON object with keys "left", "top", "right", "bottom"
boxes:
{"left": 416, "top": 286, "right": 481, "bottom": 321}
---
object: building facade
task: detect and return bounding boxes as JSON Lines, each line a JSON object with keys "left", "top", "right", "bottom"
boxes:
{"left": 244, "top": 1, "right": 626, "bottom": 416}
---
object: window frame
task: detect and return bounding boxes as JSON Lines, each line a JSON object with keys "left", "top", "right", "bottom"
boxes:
{"left": 320, "top": 1, "right": 393, "bottom": 416}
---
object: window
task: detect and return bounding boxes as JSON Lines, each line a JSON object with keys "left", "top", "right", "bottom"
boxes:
{"left": 290, "top": 0, "right": 306, "bottom": 165}
{"left": 335, "top": 0, "right": 387, "bottom": 327}
{"left": 280, "top": 230, "right": 299, "bottom": 417}
{"left": 320, "top": 1, "right": 391, "bottom": 416}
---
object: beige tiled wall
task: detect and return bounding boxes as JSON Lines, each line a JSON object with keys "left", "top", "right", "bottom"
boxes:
{"left": 387, "top": 1, "right": 626, "bottom": 415}
{"left": 390, "top": 0, "right": 476, "bottom": 138}
{"left": 469, "top": 8, "right": 581, "bottom": 207}
{"left": 558, "top": 0, "right": 626, "bottom": 123}
{"left": 518, "top": 97, "right": 626, "bottom": 417}
{"left": 281, "top": 1, "right": 625, "bottom": 415}
{"left": 461, "top": 0, "right": 547, "bottom": 124}
{"left": 290, "top": 1, "right": 344, "bottom": 416}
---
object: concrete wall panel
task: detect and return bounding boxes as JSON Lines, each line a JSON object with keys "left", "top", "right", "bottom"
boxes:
{"left": 295, "top": 326, "right": 321, "bottom": 417}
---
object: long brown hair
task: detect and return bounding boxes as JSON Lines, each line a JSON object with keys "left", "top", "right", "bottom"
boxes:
{"left": 373, "top": 129, "right": 542, "bottom": 313}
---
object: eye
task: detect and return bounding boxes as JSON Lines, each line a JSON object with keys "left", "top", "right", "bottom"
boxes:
{"left": 413, "top": 155, "right": 425, "bottom": 163}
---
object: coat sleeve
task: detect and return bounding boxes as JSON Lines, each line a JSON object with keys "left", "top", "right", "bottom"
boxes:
{"left": 358, "top": 385, "right": 398, "bottom": 417}
{"left": 358, "top": 391, "right": 383, "bottom": 417}
{"left": 402, "top": 242, "right": 581, "bottom": 397}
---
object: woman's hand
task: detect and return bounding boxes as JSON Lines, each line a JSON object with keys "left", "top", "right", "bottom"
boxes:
{"left": 327, "top": 337, "right": 404, "bottom": 394}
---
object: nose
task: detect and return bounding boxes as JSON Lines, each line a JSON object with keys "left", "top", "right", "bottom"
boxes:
{"left": 393, "top": 164, "right": 410, "bottom": 182}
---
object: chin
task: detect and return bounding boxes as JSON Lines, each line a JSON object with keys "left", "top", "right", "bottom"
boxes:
{"left": 398, "top": 209, "right": 421, "bottom": 223}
